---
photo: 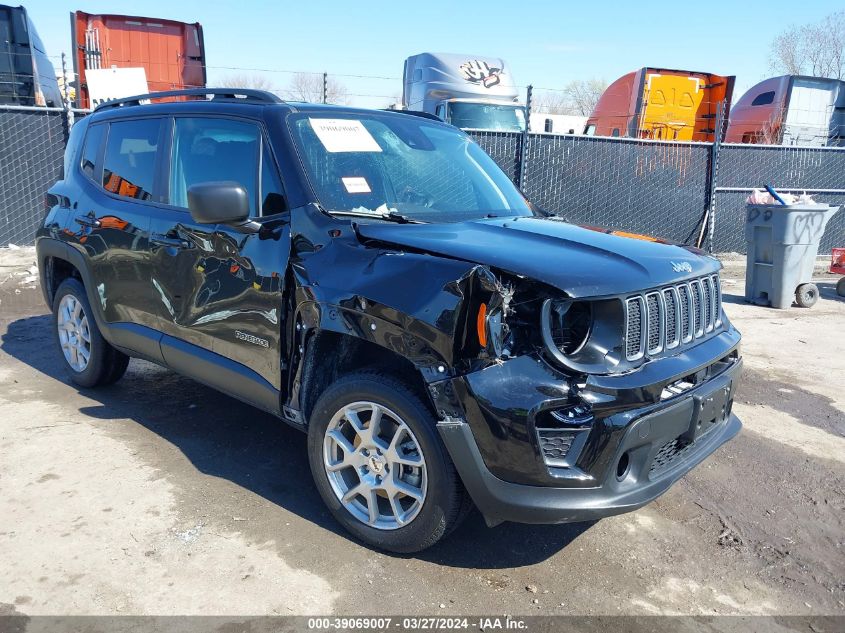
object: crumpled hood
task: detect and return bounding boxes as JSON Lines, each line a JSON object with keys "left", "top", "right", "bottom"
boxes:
{"left": 356, "top": 216, "right": 720, "bottom": 297}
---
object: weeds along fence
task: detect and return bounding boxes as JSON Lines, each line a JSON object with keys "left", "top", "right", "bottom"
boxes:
{"left": 1, "top": 105, "right": 844, "bottom": 253}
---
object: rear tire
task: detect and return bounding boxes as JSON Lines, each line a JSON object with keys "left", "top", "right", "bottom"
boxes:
{"left": 52, "top": 278, "right": 129, "bottom": 388}
{"left": 795, "top": 283, "right": 818, "bottom": 308}
{"left": 837, "top": 277, "right": 845, "bottom": 298}
{"left": 307, "top": 371, "right": 469, "bottom": 553}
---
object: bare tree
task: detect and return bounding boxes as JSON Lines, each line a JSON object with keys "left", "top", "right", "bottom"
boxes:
{"left": 532, "top": 79, "right": 607, "bottom": 115}
{"left": 217, "top": 73, "right": 277, "bottom": 91}
{"left": 531, "top": 90, "right": 570, "bottom": 114}
{"left": 562, "top": 79, "right": 607, "bottom": 116}
{"left": 285, "top": 72, "right": 350, "bottom": 105}
{"left": 769, "top": 10, "right": 844, "bottom": 80}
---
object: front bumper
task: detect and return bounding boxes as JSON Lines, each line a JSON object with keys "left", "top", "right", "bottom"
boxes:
{"left": 435, "top": 329, "right": 743, "bottom": 525}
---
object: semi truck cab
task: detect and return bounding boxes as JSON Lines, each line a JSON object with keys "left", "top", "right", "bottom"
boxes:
{"left": 434, "top": 98, "right": 526, "bottom": 131}
{"left": 403, "top": 52, "right": 526, "bottom": 132}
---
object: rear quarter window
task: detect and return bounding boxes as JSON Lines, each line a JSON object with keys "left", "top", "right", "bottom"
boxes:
{"left": 79, "top": 123, "right": 104, "bottom": 181}
{"left": 102, "top": 119, "right": 161, "bottom": 201}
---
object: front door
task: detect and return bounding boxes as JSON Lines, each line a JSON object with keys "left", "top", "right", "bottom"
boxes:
{"left": 147, "top": 115, "right": 290, "bottom": 396}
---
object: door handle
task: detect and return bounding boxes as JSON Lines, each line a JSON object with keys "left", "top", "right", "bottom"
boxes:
{"left": 151, "top": 232, "right": 191, "bottom": 249}
{"left": 75, "top": 214, "right": 100, "bottom": 228}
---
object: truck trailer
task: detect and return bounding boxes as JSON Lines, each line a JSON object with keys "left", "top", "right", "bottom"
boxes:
{"left": 0, "top": 4, "right": 62, "bottom": 106}
{"left": 71, "top": 10, "right": 206, "bottom": 109}
{"left": 725, "top": 75, "right": 845, "bottom": 146}
{"left": 402, "top": 52, "right": 526, "bottom": 131}
{"left": 585, "top": 67, "right": 735, "bottom": 142}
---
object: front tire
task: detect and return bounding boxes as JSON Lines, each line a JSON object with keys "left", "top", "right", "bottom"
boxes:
{"left": 52, "top": 278, "right": 129, "bottom": 388}
{"left": 307, "top": 371, "right": 469, "bottom": 553}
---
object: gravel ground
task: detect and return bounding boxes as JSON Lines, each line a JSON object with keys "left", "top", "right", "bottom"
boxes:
{"left": 0, "top": 247, "right": 843, "bottom": 617}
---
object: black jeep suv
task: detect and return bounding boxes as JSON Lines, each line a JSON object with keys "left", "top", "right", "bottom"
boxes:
{"left": 36, "top": 89, "right": 742, "bottom": 553}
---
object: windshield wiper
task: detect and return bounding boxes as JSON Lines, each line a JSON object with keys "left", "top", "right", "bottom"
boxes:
{"left": 331, "top": 210, "right": 422, "bottom": 224}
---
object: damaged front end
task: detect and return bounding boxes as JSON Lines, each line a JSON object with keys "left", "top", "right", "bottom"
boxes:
{"left": 301, "top": 217, "right": 742, "bottom": 528}
{"left": 421, "top": 263, "right": 742, "bottom": 527}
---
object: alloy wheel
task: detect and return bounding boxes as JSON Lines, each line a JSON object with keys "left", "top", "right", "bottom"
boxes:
{"left": 323, "top": 401, "right": 427, "bottom": 530}
{"left": 57, "top": 294, "right": 91, "bottom": 372}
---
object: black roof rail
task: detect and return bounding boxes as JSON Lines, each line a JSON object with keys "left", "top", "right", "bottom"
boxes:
{"left": 381, "top": 108, "right": 443, "bottom": 122}
{"left": 93, "top": 88, "right": 285, "bottom": 112}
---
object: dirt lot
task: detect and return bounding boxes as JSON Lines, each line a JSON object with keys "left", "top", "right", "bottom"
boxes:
{"left": 0, "top": 247, "right": 843, "bottom": 617}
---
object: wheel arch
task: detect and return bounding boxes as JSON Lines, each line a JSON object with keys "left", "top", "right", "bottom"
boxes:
{"left": 294, "top": 327, "right": 437, "bottom": 429}
{"left": 36, "top": 239, "right": 105, "bottom": 328}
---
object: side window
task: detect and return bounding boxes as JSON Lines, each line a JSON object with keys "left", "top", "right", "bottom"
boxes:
{"left": 584, "top": 124, "right": 596, "bottom": 136}
{"left": 260, "top": 143, "right": 287, "bottom": 216}
{"left": 79, "top": 123, "right": 104, "bottom": 181}
{"left": 102, "top": 119, "right": 161, "bottom": 201}
{"left": 169, "top": 117, "right": 260, "bottom": 214}
{"left": 751, "top": 91, "right": 776, "bottom": 107}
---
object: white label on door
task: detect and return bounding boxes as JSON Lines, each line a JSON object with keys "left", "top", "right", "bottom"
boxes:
{"left": 309, "top": 119, "right": 382, "bottom": 153}
{"left": 342, "top": 177, "right": 372, "bottom": 193}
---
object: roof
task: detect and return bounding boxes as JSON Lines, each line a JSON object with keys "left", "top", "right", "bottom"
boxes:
{"left": 89, "top": 89, "right": 444, "bottom": 124}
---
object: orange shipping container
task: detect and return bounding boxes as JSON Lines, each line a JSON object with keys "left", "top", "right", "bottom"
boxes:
{"left": 71, "top": 10, "right": 206, "bottom": 109}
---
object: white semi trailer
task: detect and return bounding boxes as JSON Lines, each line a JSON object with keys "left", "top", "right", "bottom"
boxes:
{"left": 402, "top": 53, "right": 526, "bottom": 132}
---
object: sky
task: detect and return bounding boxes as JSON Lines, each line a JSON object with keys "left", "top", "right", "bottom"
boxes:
{"left": 21, "top": 0, "right": 844, "bottom": 109}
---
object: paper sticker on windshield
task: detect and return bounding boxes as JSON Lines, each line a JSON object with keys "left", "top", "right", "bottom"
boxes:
{"left": 309, "top": 119, "right": 382, "bottom": 153}
{"left": 342, "top": 177, "right": 371, "bottom": 193}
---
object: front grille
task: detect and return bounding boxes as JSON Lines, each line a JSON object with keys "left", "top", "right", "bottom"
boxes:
{"left": 663, "top": 288, "right": 678, "bottom": 348}
{"left": 646, "top": 293, "right": 662, "bottom": 354}
{"left": 678, "top": 284, "right": 691, "bottom": 342}
{"left": 649, "top": 437, "right": 694, "bottom": 476}
{"left": 538, "top": 429, "right": 576, "bottom": 463}
{"left": 691, "top": 280, "right": 703, "bottom": 336}
{"left": 625, "top": 274, "right": 722, "bottom": 361}
{"left": 625, "top": 297, "right": 644, "bottom": 359}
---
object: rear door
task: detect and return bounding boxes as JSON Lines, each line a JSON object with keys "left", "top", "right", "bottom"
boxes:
{"left": 64, "top": 116, "right": 163, "bottom": 360}
{"left": 147, "top": 114, "right": 290, "bottom": 399}
{"left": 640, "top": 72, "right": 704, "bottom": 141}
{"left": 784, "top": 78, "right": 837, "bottom": 146}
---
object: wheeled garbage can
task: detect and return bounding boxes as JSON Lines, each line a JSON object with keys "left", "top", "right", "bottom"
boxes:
{"left": 745, "top": 203, "right": 841, "bottom": 309}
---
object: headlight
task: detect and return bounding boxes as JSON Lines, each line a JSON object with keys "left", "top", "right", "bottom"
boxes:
{"left": 544, "top": 300, "right": 592, "bottom": 356}
{"left": 541, "top": 298, "right": 624, "bottom": 374}
{"left": 541, "top": 300, "right": 593, "bottom": 365}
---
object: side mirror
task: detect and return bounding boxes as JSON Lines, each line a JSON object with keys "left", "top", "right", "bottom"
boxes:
{"left": 187, "top": 181, "right": 251, "bottom": 226}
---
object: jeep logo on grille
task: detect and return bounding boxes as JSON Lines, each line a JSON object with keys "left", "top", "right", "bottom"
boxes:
{"left": 235, "top": 330, "right": 269, "bottom": 348}
{"left": 671, "top": 261, "right": 693, "bottom": 273}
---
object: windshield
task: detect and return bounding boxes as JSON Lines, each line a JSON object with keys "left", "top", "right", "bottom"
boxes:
{"left": 288, "top": 112, "right": 533, "bottom": 223}
{"left": 448, "top": 102, "right": 526, "bottom": 132}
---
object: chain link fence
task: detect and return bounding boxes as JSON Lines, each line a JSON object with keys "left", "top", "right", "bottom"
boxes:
{"left": 1, "top": 106, "right": 843, "bottom": 254}
{"left": 521, "top": 134, "right": 711, "bottom": 244}
{"left": 471, "top": 130, "right": 845, "bottom": 254}
{"left": 0, "top": 106, "right": 69, "bottom": 246}
{"left": 712, "top": 144, "right": 845, "bottom": 252}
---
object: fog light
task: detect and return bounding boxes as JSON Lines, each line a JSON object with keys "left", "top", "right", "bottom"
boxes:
{"left": 550, "top": 404, "right": 593, "bottom": 427}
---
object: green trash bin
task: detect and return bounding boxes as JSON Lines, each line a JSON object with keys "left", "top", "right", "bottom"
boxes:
{"left": 745, "top": 203, "right": 841, "bottom": 309}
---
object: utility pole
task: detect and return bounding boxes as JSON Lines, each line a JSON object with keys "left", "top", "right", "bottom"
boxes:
{"left": 322, "top": 72, "right": 328, "bottom": 104}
